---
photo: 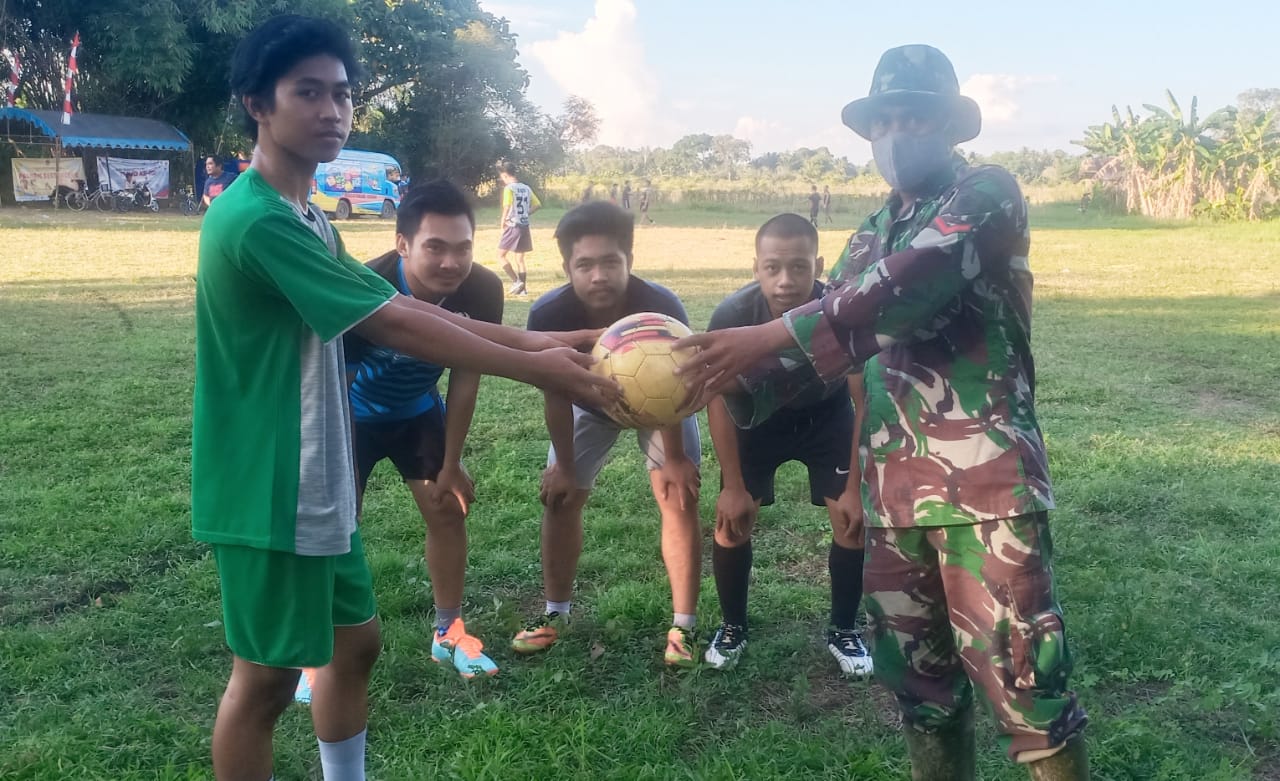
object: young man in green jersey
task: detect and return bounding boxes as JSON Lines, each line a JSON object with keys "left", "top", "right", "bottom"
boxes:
{"left": 194, "top": 16, "right": 614, "bottom": 781}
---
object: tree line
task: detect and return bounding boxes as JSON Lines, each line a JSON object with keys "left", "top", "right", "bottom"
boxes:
{"left": 3, "top": 3, "right": 1276, "bottom": 217}
{"left": 0, "top": 0, "right": 590, "bottom": 189}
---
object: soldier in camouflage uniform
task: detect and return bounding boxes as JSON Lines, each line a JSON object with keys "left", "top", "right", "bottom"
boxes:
{"left": 677, "top": 45, "right": 1090, "bottom": 780}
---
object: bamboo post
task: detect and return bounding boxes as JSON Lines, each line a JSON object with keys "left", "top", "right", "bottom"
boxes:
{"left": 54, "top": 136, "right": 61, "bottom": 207}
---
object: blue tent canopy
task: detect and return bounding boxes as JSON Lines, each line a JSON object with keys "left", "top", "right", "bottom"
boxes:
{"left": 0, "top": 107, "right": 191, "bottom": 151}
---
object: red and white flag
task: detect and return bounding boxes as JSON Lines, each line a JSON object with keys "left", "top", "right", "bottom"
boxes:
{"left": 2, "top": 48, "right": 19, "bottom": 107}
{"left": 61, "top": 31, "right": 80, "bottom": 125}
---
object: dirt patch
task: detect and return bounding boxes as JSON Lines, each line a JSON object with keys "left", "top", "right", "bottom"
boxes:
{"left": 864, "top": 681, "right": 904, "bottom": 729}
{"left": 753, "top": 678, "right": 798, "bottom": 721}
{"left": 775, "top": 555, "right": 826, "bottom": 584}
{"left": 1255, "top": 753, "right": 1280, "bottom": 781}
{"left": 1193, "top": 389, "right": 1257, "bottom": 419}
{"left": 0, "top": 575, "right": 131, "bottom": 626}
{"left": 137, "top": 543, "right": 204, "bottom": 577}
{"left": 806, "top": 669, "right": 900, "bottom": 730}
{"left": 1107, "top": 678, "right": 1172, "bottom": 706}
{"left": 749, "top": 668, "right": 899, "bottom": 730}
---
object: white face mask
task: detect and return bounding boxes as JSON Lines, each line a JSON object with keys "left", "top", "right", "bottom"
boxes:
{"left": 872, "top": 130, "right": 953, "bottom": 193}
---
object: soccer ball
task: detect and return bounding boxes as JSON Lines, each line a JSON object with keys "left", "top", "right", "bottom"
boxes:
{"left": 591, "top": 312, "right": 699, "bottom": 429}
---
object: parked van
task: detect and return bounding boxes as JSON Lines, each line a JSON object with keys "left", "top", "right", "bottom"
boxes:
{"left": 311, "top": 149, "right": 404, "bottom": 219}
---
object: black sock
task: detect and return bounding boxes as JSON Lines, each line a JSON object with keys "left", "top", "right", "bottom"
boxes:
{"left": 829, "top": 542, "right": 865, "bottom": 630}
{"left": 712, "top": 541, "right": 752, "bottom": 628}
{"left": 518, "top": 272, "right": 527, "bottom": 283}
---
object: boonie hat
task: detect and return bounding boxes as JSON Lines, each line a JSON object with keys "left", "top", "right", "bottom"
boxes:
{"left": 841, "top": 44, "right": 981, "bottom": 143}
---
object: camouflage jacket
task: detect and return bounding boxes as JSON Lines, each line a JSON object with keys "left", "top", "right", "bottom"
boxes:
{"left": 727, "top": 162, "right": 1054, "bottom": 528}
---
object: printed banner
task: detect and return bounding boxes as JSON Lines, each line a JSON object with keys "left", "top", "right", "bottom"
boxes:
{"left": 11, "top": 157, "right": 86, "bottom": 202}
{"left": 96, "top": 157, "right": 170, "bottom": 198}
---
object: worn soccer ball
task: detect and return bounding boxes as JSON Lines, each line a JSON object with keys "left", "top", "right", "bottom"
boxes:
{"left": 591, "top": 312, "right": 698, "bottom": 429}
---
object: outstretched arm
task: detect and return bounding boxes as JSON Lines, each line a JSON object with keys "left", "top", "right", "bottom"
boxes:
{"left": 393, "top": 294, "right": 597, "bottom": 352}
{"left": 354, "top": 297, "right": 617, "bottom": 405}
{"left": 677, "top": 168, "right": 1027, "bottom": 396}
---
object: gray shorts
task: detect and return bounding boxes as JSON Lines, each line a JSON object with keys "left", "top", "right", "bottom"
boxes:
{"left": 548, "top": 406, "right": 701, "bottom": 490}
{"left": 498, "top": 224, "right": 532, "bottom": 252}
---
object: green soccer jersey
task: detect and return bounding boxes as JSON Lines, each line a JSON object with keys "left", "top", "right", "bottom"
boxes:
{"left": 192, "top": 168, "right": 396, "bottom": 555}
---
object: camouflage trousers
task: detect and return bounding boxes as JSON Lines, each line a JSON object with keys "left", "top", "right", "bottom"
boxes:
{"left": 864, "top": 512, "right": 1088, "bottom": 762}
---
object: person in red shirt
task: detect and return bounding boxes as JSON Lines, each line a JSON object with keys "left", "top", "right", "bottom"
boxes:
{"left": 202, "top": 157, "right": 238, "bottom": 209}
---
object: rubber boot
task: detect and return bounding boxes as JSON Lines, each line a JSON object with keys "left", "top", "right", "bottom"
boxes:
{"left": 903, "top": 708, "right": 975, "bottom": 781}
{"left": 1027, "top": 734, "right": 1090, "bottom": 781}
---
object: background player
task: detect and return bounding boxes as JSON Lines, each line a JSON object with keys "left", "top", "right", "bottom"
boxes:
{"left": 496, "top": 162, "right": 540, "bottom": 296}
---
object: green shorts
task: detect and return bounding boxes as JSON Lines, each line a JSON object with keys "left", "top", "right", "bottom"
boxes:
{"left": 212, "top": 530, "right": 377, "bottom": 669}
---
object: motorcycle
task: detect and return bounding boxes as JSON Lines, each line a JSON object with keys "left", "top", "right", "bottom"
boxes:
{"left": 116, "top": 182, "right": 160, "bottom": 213}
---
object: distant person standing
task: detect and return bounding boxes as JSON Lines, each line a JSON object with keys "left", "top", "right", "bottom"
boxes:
{"left": 807, "top": 184, "right": 821, "bottom": 227}
{"left": 639, "top": 180, "right": 655, "bottom": 225}
{"left": 621, "top": 181, "right": 632, "bottom": 210}
{"left": 609, "top": 182, "right": 619, "bottom": 203}
{"left": 202, "top": 157, "right": 237, "bottom": 210}
{"left": 497, "top": 162, "right": 541, "bottom": 296}
{"left": 821, "top": 185, "right": 833, "bottom": 224}
{"left": 581, "top": 182, "right": 594, "bottom": 203}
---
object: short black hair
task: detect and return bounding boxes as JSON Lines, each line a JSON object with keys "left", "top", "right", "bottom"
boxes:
{"left": 755, "top": 212, "right": 818, "bottom": 254}
{"left": 555, "top": 201, "right": 635, "bottom": 263}
{"left": 229, "top": 14, "right": 361, "bottom": 141}
{"left": 205, "top": 156, "right": 221, "bottom": 166}
{"left": 498, "top": 162, "right": 517, "bottom": 177}
{"left": 396, "top": 179, "right": 475, "bottom": 239}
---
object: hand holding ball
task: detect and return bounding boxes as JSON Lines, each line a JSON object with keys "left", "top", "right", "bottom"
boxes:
{"left": 590, "top": 312, "right": 700, "bottom": 429}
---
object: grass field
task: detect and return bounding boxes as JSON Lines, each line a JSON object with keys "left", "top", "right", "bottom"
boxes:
{"left": 1, "top": 202, "right": 1279, "bottom": 780}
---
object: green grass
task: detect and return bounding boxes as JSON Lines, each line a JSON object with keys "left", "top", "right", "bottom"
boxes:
{"left": 1, "top": 205, "right": 1279, "bottom": 779}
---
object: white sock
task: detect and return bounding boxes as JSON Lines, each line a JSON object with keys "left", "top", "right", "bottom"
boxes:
{"left": 546, "top": 600, "right": 572, "bottom": 617}
{"left": 673, "top": 612, "right": 696, "bottom": 630}
{"left": 318, "top": 728, "right": 366, "bottom": 781}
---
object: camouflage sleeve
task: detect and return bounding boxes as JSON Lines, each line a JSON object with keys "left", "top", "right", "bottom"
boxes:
{"left": 784, "top": 168, "right": 1026, "bottom": 383}
{"left": 825, "top": 213, "right": 877, "bottom": 284}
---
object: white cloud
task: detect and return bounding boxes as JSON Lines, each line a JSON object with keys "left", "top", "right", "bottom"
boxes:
{"left": 482, "top": 3, "right": 571, "bottom": 33}
{"left": 730, "top": 117, "right": 868, "bottom": 161}
{"left": 960, "top": 74, "right": 1056, "bottom": 124}
{"left": 528, "top": 0, "right": 674, "bottom": 147}
{"left": 732, "top": 116, "right": 785, "bottom": 152}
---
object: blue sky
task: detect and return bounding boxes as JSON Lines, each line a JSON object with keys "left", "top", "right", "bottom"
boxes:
{"left": 481, "top": 0, "right": 1280, "bottom": 162}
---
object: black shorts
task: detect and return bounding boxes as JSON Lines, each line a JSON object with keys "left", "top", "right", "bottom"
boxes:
{"left": 737, "top": 395, "right": 854, "bottom": 507}
{"left": 354, "top": 405, "right": 446, "bottom": 490}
